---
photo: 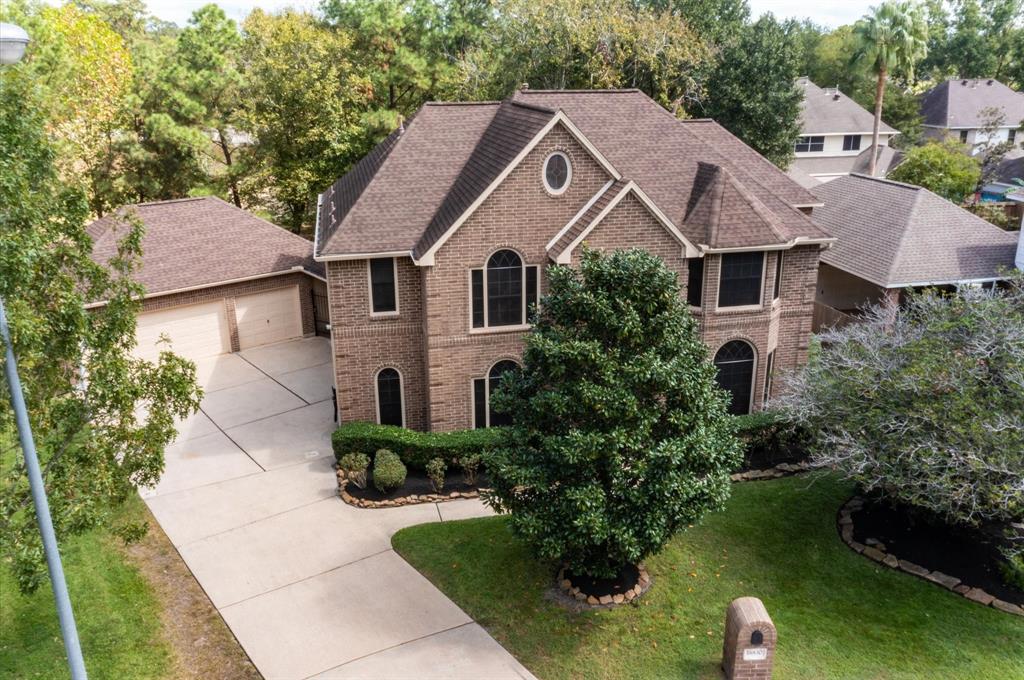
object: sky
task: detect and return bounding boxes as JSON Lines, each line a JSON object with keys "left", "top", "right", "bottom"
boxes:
{"left": 143, "top": 0, "right": 877, "bottom": 30}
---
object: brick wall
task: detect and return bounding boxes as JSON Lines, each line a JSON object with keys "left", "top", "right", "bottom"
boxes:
{"left": 139, "top": 272, "right": 319, "bottom": 351}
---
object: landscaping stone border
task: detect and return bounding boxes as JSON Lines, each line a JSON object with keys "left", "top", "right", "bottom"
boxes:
{"left": 838, "top": 496, "right": 1024, "bottom": 617}
{"left": 731, "top": 461, "right": 811, "bottom": 482}
{"left": 555, "top": 564, "right": 651, "bottom": 608}
{"left": 336, "top": 470, "right": 485, "bottom": 508}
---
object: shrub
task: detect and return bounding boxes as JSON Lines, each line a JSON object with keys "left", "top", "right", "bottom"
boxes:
{"left": 777, "top": 280, "right": 1024, "bottom": 529}
{"left": 732, "top": 411, "right": 812, "bottom": 470}
{"left": 332, "top": 422, "right": 504, "bottom": 470}
{"left": 426, "top": 457, "right": 446, "bottom": 493}
{"left": 338, "top": 452, "right": 371, "bottom": 489}
{"left": 373, "top": 449, "right": 407, "bottom": 494}
{"left": 458, "top": 454, "right": 482, "bottom": 486}
{"left": 485, "top": 249, "right": 741, "bottom": 580}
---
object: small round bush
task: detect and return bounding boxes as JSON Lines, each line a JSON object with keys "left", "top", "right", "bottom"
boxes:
{"left": 338, "top": 452, "right": 370, "bottom": 489}
{"left": 458, "top": 454, "right": 482, "bottom": 486}
{"left": 426, "top": 457, "right": 446, "bottom": 493}
{"left": 373, "top": 449, "right": 407, "bottom": 494}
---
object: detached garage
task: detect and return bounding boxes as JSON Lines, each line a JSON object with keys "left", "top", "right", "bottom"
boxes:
{"left": 88, "top": 196, "right": 327, "bottom": 362}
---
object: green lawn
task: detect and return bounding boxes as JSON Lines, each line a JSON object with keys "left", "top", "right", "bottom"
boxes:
{"left": 393, "top": 475, "right": 1024, "bottom": 680}
{"left": 0, "top": 495, "right": 172, "bottom": 680}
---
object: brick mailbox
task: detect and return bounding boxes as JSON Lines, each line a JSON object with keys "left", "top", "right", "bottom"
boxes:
{"left": 722, "top": 597, "right": 776, "bottom": 679}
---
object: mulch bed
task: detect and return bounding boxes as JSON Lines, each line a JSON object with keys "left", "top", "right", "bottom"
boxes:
{"left": 554, "top": 563, "right": 651, "bottom": 608}
{"left": 337, "top": 468, "right": 488, "bottom": 508}
{"left": 851, "top": 499, "right": 1023, "bottom": 606}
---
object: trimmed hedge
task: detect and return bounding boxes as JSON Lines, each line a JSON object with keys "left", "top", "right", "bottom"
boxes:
{"left": 733, "top": 411, "right": 812, "bottom": 471}
{"left": 332, "top": 422, "right": 506, "bottom": 470}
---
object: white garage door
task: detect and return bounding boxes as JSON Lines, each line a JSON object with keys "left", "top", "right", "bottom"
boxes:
{"left": 235, "top": 286, "right": 302, "bottom": 350}
{"left": 135, "top": 301, "right": 231, "bottom": 362}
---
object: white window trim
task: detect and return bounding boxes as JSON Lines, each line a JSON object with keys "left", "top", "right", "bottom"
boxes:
{"left": 716, "top": 252, "right": 767, "bottom": 313}
{"left": 714, "top": 339, "right": 758, "bottom": 416}
{"left": 368, "top": 257, "right": 400, "bottom": 318}
{"left": 373, "top": 367, "right": 405, "bottom": 428}
{"left": 468, "top": 251, "right": 538, "bottom": 332}
{"left": 472, "top": 360, "right": 521, "bottom": 428}
{"left": 543, "top": 151, "right": 572, "bottom": 196}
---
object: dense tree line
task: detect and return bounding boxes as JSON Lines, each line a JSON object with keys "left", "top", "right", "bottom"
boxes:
{"left": 2, "top": 0, "right": 1022, "bottom": 232}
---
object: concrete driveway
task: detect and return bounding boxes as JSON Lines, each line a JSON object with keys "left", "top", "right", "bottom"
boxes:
{"left": 142, "top": 337, "right": 534, "bottom": 680}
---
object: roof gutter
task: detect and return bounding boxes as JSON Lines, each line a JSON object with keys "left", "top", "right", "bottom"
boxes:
{"left": 699, "top": 236, "right": 836, "bottom": 254}
{"left": 885, "top": 275, "right": 1012, "bottom": 289}
{"left": 315, "top": 250, "right": 414, "bottom": 263}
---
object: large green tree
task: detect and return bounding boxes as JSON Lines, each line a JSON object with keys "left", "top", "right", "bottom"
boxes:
{"left": 701, "top": 14, "right": 804, "bottom": 168}
{"left": 851, "top": 1, "right": 929, "bottom": 176}
{"left": 239, "top": 9, "right": 371, "bottom": 232}
{"left": 0, "top": 72, "right": 201, "bottom": 594}
{"left": 484, "top": 249, "right": 741, "bottom": 581}
{"left": 888, "top": 138, "right": 981, "bottom": 201}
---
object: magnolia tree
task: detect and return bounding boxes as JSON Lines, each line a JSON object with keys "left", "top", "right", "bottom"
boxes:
{"left": 776, "top": 282, "right": 1024, "bottom": 532}
{"left": 484, "top": 249, "right": 741, "bottom": 580}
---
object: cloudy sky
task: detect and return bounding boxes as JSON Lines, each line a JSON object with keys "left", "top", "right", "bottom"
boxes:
{"left": 144, "top": 0, "right": 876, "bottom": 29}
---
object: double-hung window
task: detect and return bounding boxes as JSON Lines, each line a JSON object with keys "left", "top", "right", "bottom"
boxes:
{"left": 842, "top": 134, "right": 861, "bottom": 151}
{"left": 794, "top": 136, "right": 824, "bottom": 153}
{"left": 471, "top": 250, "right": 539, "bottom": 329}
{"left": 368, "top": 257, "right": 398, "bottom": 315}
{"left": 718, "top": 252, "right": 765, "bottom": 308}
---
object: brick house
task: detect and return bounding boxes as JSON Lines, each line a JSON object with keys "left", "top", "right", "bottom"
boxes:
{"left": 315, "top": 89, "right": 834, "bottom": 430}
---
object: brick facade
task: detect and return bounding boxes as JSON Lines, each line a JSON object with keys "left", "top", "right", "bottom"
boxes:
{"left": 326, "top": 124, "right": 823, "bottom": 431}
{"left": 140, "top": 272, "right": 322, "bottom": 352}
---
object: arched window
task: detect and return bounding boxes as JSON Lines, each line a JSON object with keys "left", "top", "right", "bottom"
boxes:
{"left": 473, "top": 360, "right": 520, "bottom": 428}
{"left": 713, "top": 341, "right": 755, "bottom": 415}
{"left": 470, "top": 250, "right": 539, "bottom": 329}
{"left": 375, "top": 368, "right": 404, "bottom": 427}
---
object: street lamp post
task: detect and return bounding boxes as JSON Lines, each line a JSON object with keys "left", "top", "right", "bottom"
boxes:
{"left": 1, "top": 23, "right": 89, "bottom": 680}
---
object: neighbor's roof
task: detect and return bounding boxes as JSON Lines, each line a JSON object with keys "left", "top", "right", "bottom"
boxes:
{"left": 810, "top": 174, "right": 1019, "bottom": 287}
{"left": 796, "top": 77, "right": 895, "bottom": 135}
{"left": 920, "top": 78, "right": 1024, "bottom": 128}
{"left": 316, "top": 89, "right": 829, "bottom": 259}
{"left": 89, "top": 196, "right": 322, "bottom": 298}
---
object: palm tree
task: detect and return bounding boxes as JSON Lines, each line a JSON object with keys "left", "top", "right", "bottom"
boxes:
{"left": 852, "top": 1, "right": 928, "bottom": 176}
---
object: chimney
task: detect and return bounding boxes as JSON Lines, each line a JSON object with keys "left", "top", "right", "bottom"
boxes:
{"left": 520, "top": 82, "right": 529, "bottom": 91}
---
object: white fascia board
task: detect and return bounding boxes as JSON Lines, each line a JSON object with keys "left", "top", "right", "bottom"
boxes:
{"left": 699, "top": 236, "right": 837, "bottom": 254}
{"left": 546, "top": 179, "right": 616, "bottom": 251}
{"left": 887, "top": 275, "right": 1009, "bottom": 288}
{"left": 414, "top": 110, "right": 622, "bottom": 267}
{"left": 315, "top": 250, "right": 412, "bottom": 262}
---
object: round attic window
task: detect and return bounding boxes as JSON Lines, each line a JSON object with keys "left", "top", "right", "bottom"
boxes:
{"left": 543, "top": 151, "right": 571, "bottom": 195}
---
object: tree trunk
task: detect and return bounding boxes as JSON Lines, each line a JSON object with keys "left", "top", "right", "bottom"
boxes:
{"left": 870, "top": 68, "right": 887, "bottom": 177}
{"left": 216, "top": 129, "right": 242, "bottom": 208}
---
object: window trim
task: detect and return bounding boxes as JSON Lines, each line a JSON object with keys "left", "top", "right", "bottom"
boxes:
{"left": 716, "top": 252, "right": 766, "bottom": 312}
{"left": 367, "top": 257, "right": 400, "bottom": 318}
{"left": 794, "top": 135, "right": 825, "bottom": 153}
{"left": 542, "top": 151, "right": 572, "bottom": 196}
{"left": 469, "top": 249, "right": 540, "bottom": 332}
{"left": 713, "top": 339, "right": 758, "bottom": 416}
{"left": 842, "top": 134, "right": 861, "bottom": 151}
{"left": 373, "top": 367, "right": 405, "bottom": 428}
{"left": 472, "top": 359, "right": 521, "bottom": 428}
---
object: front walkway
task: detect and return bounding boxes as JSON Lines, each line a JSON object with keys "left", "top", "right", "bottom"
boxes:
{"left": 142, "top": 337, "right": 534, "bottom": 680}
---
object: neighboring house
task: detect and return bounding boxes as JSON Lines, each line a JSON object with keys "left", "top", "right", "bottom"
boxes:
{"left": 810, "top": 174, "right": 1020, "bottom": 328}
{"left": 921, "top": 78, "right": 1024, "bottom": 153}
{"left": 981, "top": 150, "right": 1024, "bottom": 203}
{"left": 315, "top": 88, "right": 834, "bottom": 427}
{"left": 88, "top": 196, "right": 327, "bottom": 361}
{"left": 789, "top": 77, "right": 900, "bottom": 184}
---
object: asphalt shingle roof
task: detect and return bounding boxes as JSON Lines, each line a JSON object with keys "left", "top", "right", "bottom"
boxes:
{"left": 811, "top": 174, "right": 1019, "bottom": 287}
{"left": 797, "top": 77, "right": 895, "bottom": 135}
{"left": 317, "top": 89, "right": 829, "bottom": 258}
{"left": 90, "top": 196, "right": 322, "bottom": 298}
{"left": 684, "top": 163, "right": 790, "bottom": 249}
{"left": 920, "top": 78, "right": 1024, "bottom": 129}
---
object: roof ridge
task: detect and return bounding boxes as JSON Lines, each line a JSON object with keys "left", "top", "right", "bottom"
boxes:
{"left": 884, "top": 187, "right": 926, "bottom": 284}
{"left": 848, "top": 172, "right": 922, "bottom": 192}
{"left": 127, "top": 196, "right": 208, "bottom": 208}
{"left": 517, "top": 88, "right": 642, "bottom": 94}
{"left": 508, "top": 99, "right": 556, "bottom": 114}
{"left": 423, "top": 100, "right": 502, "bottom": 107}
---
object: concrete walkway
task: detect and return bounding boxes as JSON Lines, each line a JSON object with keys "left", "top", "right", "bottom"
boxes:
{"left": 142, "top": 337, "right": 534, "bottom": 680}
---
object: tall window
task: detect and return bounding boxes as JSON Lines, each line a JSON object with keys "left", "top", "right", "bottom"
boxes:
{"left": 369, "top": 258, "right": 398, "bottom": 315}
{"left": 471, "top": 250, "right": 540, "bottom": 329}
{"left": 842, "top": 135, "right": 861, "bottom": 151}
{"left": 718, "top": 252, "right": 764, "bottom": 308}
{"left": 959, "top": 130, "right": 969, "bottom": 143}
{"left": 762, "top": 350, "right": 775, "bottom": 404}
{"left": 714, "top": 341, "right": 755, "bottom": 415}
{"left": 1010, "top": 129, "right": 1017, "bottom": 145}
{"left": 473, "top": 360, "right": 519, "bottom": 428}
{"left": 773, "top": 252, "right": 784, "bottom": 301}
{"left": 794, "top": 136, "right": 824, "bottom": 152}
{"left": 687, "top": 257, "right": 704, "bottom": 307}
{"left": 375, "top": 368, "right": 404, "bottom": 427}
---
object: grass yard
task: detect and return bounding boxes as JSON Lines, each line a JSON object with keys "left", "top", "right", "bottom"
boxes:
{"left": 393, "top": 475, "right": 1024, "bottom": 680}
{"left": 0, "top": 496, "right": 172, "bottom": 680}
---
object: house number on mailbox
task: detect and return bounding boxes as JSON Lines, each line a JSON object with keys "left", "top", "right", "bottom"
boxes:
{"left": 743, "top": 648, "right": 768, "bottom": 661}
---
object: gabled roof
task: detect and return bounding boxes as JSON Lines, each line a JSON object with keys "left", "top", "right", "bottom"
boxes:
{"left": 810, "top": 174, "right": 1019, "bottom": 287}
{"left": 797, "top": 77, "right": 895, "bottom": 135}
{"left": 90, "top": 196, "right": 322, "bottom": 299}
{"left": 316, "top": 89, "right": 831, "bottom": 260}
{"left": 684, "top": 163, "right": 790, "bottom": 249}
{"left": 920, "top": 78, "right": 1024, "bottom": 129}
